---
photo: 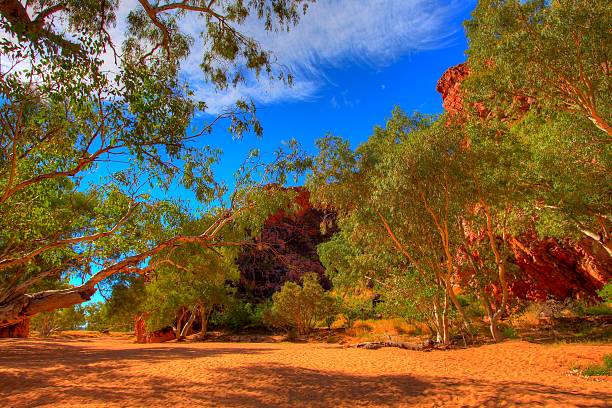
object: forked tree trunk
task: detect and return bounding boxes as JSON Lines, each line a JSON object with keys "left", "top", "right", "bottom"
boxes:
{"left": 432, "top": 294, "right": 450, "bottom": 345}
{"left": 489, "top": 315, "right": 502, "bottom": 342}
{"left": 179, "top": 312, "right": 196, "bottom": 340}
{"left": 482, "top": 202, "right": 508, "bottom": 342}
{"left": 480, "top": 290, "right": 503, "bottom": 343}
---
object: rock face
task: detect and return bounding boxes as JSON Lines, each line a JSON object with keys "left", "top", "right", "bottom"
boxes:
{"left": 134, "top": 316, "right": 175, "bottom": 343}
{"left": 0, "top": 318, "right": 29, "bottom": 338}
{"left": 437, "top": 63, "right": 611, "bottom": 300}
{"left": 508, "top": 235, "right": 612, "bottom": 300}
{"left": 236, "top": 187, "right": 335, "bottom": 300}
{"left": 436, "top": 63, "right": 471, "bottom": 117}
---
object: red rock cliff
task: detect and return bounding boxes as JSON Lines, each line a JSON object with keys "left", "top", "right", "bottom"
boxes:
{"left": 236, "top": 187, "right": 335, "bottom": 300}
{"left": 437, "top": 63, "right": 611, "bottom": 300}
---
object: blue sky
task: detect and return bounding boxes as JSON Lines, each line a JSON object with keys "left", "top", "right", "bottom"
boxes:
{"left": 96, "top": 1, "right": 476, "bottom": 200}
{"left": 175, "top": 0, "right": 477, "bottom": 203}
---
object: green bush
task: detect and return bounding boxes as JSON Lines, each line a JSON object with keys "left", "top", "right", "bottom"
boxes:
{"left": 214, "top": 300, "right": 263, "bottom": 332}
{"left": 582, "top": 353, "right": 612, "bottom": 377}
{"left": 341, "top": 297, "right": 376, "bottom": 328}
{"left": 583, "top": 365, "right": 611, "bottom": 376}
{"left": 582, "top": 303, "right": 612, "bottom": 316}
{"left": 597, "top": 283, "right": 612, "bottom": 303}
{"left": 500, "top": 324, "right": 518, "bottom": 339}
{"left": 265, "top": 273, "right": 337, "bottom": 335}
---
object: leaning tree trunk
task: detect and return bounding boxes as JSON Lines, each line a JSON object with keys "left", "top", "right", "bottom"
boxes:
{"left": 0, "top": 286, "right": 96, "bottom": 330}
{"left": 489, "top": 315, "right": 502, "bottom": 342}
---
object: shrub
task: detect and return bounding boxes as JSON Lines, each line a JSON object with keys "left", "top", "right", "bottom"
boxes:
{"left": 214, "top": 300, "right": 266, "bottom": 332}
{"left": 597, "top": 283, "right": 612, "bottom": 303}
{"left": 583, "top": 365, "right": 611, "bottom": 376}
{"left": 500, "top": 324, "right": 518, "bottom": 339}
{"left": 341, "top": 297, "right": 376, "bottom": 328}
{"left": 265, "top": 273, "right": 337, "bottom": 335}
{"left": 582, "top": 303, "right": 612, "bottom": 316}
{"left": 581, "top": 353, "right": 612, "bottom": 377}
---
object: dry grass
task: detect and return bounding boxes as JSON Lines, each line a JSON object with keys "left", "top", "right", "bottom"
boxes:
{"left": 32, "top": 330, "right": 132, "bottom": 339}
{"left": 343, "top": 319, "right": 430, "bottom": 342}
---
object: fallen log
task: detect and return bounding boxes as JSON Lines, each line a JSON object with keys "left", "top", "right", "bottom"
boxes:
{"left": 350, "top": 339, "right": 436, "bottom": 351}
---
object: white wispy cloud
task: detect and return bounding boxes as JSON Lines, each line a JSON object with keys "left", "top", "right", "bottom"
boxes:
{"left": 2, "top": 1, "right": 470, "bottom": 113}
{"left": 179, "top": 0, "right": 470, "bottom": 113}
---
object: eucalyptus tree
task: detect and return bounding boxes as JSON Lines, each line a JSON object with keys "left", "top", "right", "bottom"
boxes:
{"left": 311, "top": 108, "right": 532, "bottom": 342}
{"left": 465, "top": 0, "right": 611, "bottom": 139}
{"left": 142, "top": 239, "right": 237, "bottom": 340}
{"left": 370, "top": 114, "right": 475, "bottom": 340}
{"left": 464, "top": 0, "right": 612, "bottom": 258}
{"left": 502, "top": 111, "right": 612, "bottom": 259}
{"left": 309, "top": 110, "right": 475, "bottom": 343}
{"left": 0, "top": 0, "right": 314, "bottom": 329}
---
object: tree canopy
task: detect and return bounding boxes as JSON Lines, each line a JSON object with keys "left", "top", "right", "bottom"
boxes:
{"left": 0, "top": 0, "right": 313, "bottom": 328}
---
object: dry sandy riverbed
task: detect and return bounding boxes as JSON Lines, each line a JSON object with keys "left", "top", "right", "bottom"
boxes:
{"left": 0, "top": 338, "right": 610, "bottom": 407}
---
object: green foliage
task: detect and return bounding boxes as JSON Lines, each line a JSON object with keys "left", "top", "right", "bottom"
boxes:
{"left": 310, "top": 109, "right": 501, "bottom": 341}
{"left": 582, "top": 353, "right": 612, "bottom": 377}
{"left": 266, "top": 273, "right": 337, "bottom": 335}
{"left": 581, "top": 304, "right": 612, "bottom": 317}
{"left": 83, "top": 274, "right": 146, "bottom": 331}
{"left": 464, "top": 0, "right": 612, "bottom": 245}
{"left": 605, "top": 354, "right": 612, "bottom": 369}
{"left": 597, "top": 284, "right": 612, "bottom": 303}
{"left": 465, "top": 0, "right": 611, "bottom": 138}
{"left": 340, "top": 296, "right": 375, "bottom": 328}
{"left": 214, "top": 300, "right": 269, "bottom": 332}
{"left": 308, "top": 1, "right": 611, "bottom": 344}
{"left": 31, "top": 306, "right": 86, "bottom": 337}
{"left": 0, "top": 0, "right": 314, "bottom": 326}
{"left": 499, "top": 324, "right": 518, "bottom": 340}
{"left": 142, "top": 250, "right": 232, "bottom": 335}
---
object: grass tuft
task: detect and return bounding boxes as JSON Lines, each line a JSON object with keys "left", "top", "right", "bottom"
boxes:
{"left": 581, "top": 353, "right": 612, "bottom": 377}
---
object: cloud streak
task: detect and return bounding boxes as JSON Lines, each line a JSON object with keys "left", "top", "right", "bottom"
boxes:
{"left": 188, "top": 0, "right": 470, "bottom": 113}
{"left": 2, "top": 1, "right": 470, "bottom": 114}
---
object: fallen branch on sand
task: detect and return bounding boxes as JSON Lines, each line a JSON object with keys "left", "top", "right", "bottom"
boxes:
{"left": 349, "top": 339, "right": 443, "bottom": 351}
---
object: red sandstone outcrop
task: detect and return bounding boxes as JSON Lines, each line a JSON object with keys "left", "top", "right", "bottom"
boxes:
{"left": 436, "top": 63, "right": 471, "bottom": 117}
{"left": 134, "top": 187, "right": 336, "bottom": 339}
{"left": 438, "top": 63, "right": 611, "bottom": 300}
{"left": 236, "top": 187, "right": 335, "bottom": 299}
{"left": 134, "top": 315, "right": 175, "bottom": 343}
{"left": 509, "top": 235, "right": 611, "bottom": 300}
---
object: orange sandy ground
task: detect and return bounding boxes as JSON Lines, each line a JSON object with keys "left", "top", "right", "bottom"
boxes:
{"left": 0, "top": 338, "right": 610, "bottom": 407}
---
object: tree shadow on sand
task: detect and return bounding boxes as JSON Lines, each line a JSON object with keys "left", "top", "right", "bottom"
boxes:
{"left": 8, "top": 363, "right": 609, "bottom": 408}
{"left": 0, "top": 341, "right": 610, "bottom": 407}
{"left": 0, "top": 340, "right": 276, "bottom": 370}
